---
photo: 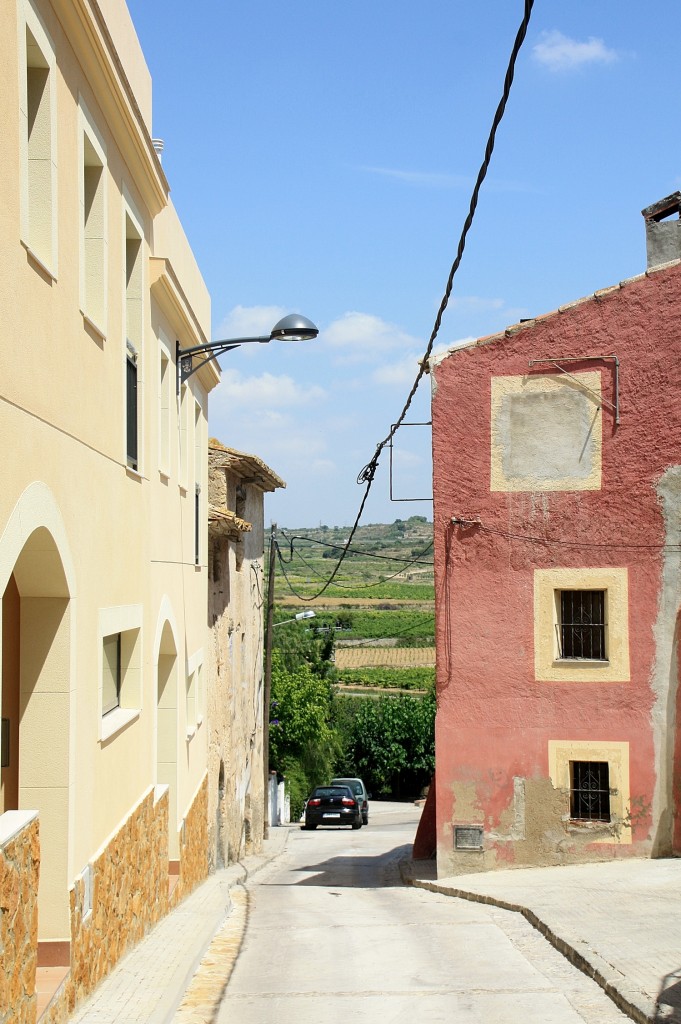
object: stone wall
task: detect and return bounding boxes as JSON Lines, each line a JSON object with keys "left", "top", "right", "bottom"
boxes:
{"left": 38, "top": 779, "right": 209, "bottom": 1022}
{"left": 170, "top": 776, "right": 209, "bottom": 909}
{"left": 0, "top": 812, "right": 39, "bottom": 1024}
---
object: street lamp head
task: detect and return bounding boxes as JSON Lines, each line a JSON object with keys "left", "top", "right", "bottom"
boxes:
{"left": 269, "top": 314, "right": 319, "bottom": 343}
{"left": 177, "top": 312, "right": 318, "bottom": 392}
{"left": 294, "top": 610, "right": 316, "bottom": 621}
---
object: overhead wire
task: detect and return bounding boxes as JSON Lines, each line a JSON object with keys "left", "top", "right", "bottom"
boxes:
{"left": 452, "top": 517, "right": 681, "bottom": 551}
{"left": 276, "top": 0, "right": 536, "bottom": 602}
{"left": 278, "top": 529, "right": 434, "bottom": 566}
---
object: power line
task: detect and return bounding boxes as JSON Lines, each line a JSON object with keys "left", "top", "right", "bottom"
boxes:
{"left": 451, "top": 517, "right": 681, "bottom": 551}
{"left": 283, "top": 0, "right": 536, "bottom": 602}
{"left": 278, "top": 529, "right": 434, "bottom": 565}
{"left": 275, "top": 541, "right": 435, "bottom": 593}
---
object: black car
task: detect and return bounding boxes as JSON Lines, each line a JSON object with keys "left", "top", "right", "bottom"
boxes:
{"left": 303, "top": 785, "right": 362, "bottom": 830}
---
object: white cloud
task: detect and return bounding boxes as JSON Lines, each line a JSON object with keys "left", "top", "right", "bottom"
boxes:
{"left": 533, "top": 31, "right": 619, "bottom": 72}
{"left": 324, "top": 312, "right": 421, "bottom": 363}
{"left": 372, "top": 352, "right": 425, "bottom": 386}
{"left": 216, "top": 304, "right": 288, "bottom": 340}
{"left": 216, "top": 369, "right": 326, "bottom": 410}
{"left": 359, "top": 167, "right": 531, "bottom": 194}
{"left": 360, "top": 166, "right": 471, "bottom": 188}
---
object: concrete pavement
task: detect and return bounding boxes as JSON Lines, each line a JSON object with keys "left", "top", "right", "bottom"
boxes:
{"left": 66, "top": 826, "right": 291, "bottom": 1024}
{"left": 404, "top": 856, "right": 681, "bottom": 1024}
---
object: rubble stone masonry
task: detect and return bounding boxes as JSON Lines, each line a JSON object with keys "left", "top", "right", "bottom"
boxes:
{"left": 41, "top": 777, "right": 208, "bottom": 1022}
{"left": 0, "top": 813, "right": 39, "bottom": 1024}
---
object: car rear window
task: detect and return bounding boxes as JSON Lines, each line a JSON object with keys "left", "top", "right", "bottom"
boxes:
{"left": 313, "top": 787, "right": 351, "bottom": 799}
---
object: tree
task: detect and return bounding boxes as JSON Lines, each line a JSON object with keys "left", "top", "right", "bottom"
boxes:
{"left": 340, "top": 691, "right": 436, "bottom": 800}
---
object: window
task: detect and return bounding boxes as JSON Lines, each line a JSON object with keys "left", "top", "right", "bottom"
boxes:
{"left": 558, "top": 590, "right": 606, "bottom": 661}
{"left": 186, "top": 670, "right": 196, "bottom": 734}
{"left": 21, "top": 6, "right": 57, "bottom": 271}
{"left": 534, "top": 568, "right": 629, "bottom": 683}
{"left": 549, "top": 740, "right": 630, "bottom": 844}
{"left": 102, "top": 633, "right": 121, "bottom": 715}
{"left": 570, "top": 761, "right": 610, "bottom": 822}
{"left": 98, "top": 608, "right": 142, "bottom": 740}
{"left": 80, "top": 105, "right": 107, "bottom": 331}
{"left": 158, "top": 342, "right": 171, "bottom": 475}
{"left": 126, "top": 347, "right": 138, "bottom": 468}
{"left": 179, "top": 382, "right": 189, "bottom": 489}
{"left": 124, "top": 208, "right": 143, "bottom": 470}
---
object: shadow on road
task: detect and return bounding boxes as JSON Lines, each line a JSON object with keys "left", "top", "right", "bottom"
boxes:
{"left": 655, "top": 968, "right": 681, "bottom": 1023}
{"left": 262, "top": 841, "right": 415, "bottom": 889}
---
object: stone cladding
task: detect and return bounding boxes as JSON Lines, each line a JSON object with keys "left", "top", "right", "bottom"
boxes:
{"left": 0, "top": 816, "right": 39, "bottom": 1024}
{"left": 170, "top": 776, "right": 209, "bottom": 909}
{"left": 40, "top": 778, "right": 208, "bottom": 1022}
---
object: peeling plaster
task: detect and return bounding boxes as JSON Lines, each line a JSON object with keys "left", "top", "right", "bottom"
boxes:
{"left": 651, "top": 465, "right": 681, "bottom": 853}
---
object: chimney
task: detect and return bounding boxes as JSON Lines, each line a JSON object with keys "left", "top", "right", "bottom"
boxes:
{"left": 641, "top": 192, "right": 681, "bottom": 269}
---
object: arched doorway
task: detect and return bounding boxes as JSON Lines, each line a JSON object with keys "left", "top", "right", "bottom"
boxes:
{"left": 1, "top": 523, "right": 72, "bottom": 940}
{"left": 156, "top": 620, "right": 178, "bottom": 860}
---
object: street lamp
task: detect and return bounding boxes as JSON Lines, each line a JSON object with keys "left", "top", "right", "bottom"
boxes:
{"left": 176, "top": 313, "right": 319, "bottom": 393}
{"left": 273, "top": 610, "right": 316, "bottom": 628}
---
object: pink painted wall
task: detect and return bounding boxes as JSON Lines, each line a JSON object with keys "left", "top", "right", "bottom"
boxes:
{"left": 431, "top": 260, "right": 681, "bottom": 872}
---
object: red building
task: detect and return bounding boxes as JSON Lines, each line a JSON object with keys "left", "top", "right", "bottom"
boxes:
{"left": 429, "top": 194, "right": 681, "bottom": 875}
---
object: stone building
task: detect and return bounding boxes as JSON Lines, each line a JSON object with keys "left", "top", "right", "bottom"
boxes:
{"left": 428, "top": 194, "right": 681, "bottom": 877}
{"left": 207, "top": 440, "right": 284, "bottom": 869}
{"left": 0, "top": 0, "right": 219, "bottom": 1019}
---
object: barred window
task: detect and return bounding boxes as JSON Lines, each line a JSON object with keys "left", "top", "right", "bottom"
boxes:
{"left": 570, "top": 761, "right": 610, "bottom": 821}
{"left": 558, "top": 590, "right": 606, "bottom": 660}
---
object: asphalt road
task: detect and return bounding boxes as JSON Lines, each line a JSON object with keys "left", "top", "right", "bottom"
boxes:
{"left": 216, "top": 802, "right": 629, "bottom": 1023}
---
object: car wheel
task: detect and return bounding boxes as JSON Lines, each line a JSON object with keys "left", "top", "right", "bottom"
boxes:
{"left": 352, "top": 821, "right": 361, "bottom": 830}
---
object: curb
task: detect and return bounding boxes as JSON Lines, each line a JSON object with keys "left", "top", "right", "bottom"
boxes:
{"left": 169, "top": 827, "right": 291, "bottom": 1024}
{"left": 400, "top": 860, "right": 653, "bottom": 1024}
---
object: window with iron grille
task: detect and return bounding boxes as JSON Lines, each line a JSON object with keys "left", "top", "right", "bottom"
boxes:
{"left": 558, "top": 589, "right": 606, "bottom": 660}
{"left": 570, "top": 761, "right": 610, "bottom": 821}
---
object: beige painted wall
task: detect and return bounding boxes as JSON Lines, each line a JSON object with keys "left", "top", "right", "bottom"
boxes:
{"left": 0, "top": 0, "right": 216, "bottom": 948}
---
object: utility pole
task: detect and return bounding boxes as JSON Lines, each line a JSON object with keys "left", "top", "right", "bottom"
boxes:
{"left": 262, "top": 522, "right": 276, "bottom": 839}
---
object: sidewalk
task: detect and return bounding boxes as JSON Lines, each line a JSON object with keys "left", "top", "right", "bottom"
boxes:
{"left": 404, "top": 856, "right": 681, "bottom": 1024}
{"left": 67, "top": 826, "right": 291, "bottom": 1024}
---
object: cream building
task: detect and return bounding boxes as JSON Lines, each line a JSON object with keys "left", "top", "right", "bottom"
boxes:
{"left": 0, "top": 0, "right": 219, "bottom": 1018}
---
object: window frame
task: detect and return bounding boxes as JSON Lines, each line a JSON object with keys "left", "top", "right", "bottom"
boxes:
{"left": 98, "top": 605, "right": 143, "bottom": 742}
{"left": 19, "top": 0, "right": 58, "bottom": 276}
{"left": 569, "top": 760, "right": 611, "bottom": 822}
{"left": 78, "top": 97, "right": 108, "bottom": 335}
{"left": 534, "top": 568, "right": 630, "bottom": 683}
{"left": 557, "top": 589, "right": 607, "bottom": 662}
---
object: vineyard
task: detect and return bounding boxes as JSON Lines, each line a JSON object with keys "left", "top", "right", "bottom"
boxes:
{"left": 273, "top": 516, "right": 435, "bottom": 696}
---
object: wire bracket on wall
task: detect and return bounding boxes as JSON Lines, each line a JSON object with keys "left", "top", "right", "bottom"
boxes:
{"left": 527, "top": 355, "right": 620, "bottom": 425}
{"left": 388, "top": 422, "right": 433, "bottom": 502}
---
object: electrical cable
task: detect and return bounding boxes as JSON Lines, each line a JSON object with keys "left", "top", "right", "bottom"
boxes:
{"left": 278, "top": 529, "right": 434, "bottom": 566}
{"left": 279, "top": 0, "right": 536, "bottom": 602}
{"left": 452, "top": 517, "right": 681, "bottom": 551}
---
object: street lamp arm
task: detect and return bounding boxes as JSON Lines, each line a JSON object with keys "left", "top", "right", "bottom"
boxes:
{"left": 176, "top": 314, "right": 318, "bottom": 394}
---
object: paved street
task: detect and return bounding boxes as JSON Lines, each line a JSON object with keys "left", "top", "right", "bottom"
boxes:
{"left": 215, "top": 803, "right": 629, "bottom": 1023}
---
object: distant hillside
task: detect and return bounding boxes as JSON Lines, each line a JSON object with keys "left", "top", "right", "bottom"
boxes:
{"left": 274, "top": 516, "right": 434, "bottom": 602}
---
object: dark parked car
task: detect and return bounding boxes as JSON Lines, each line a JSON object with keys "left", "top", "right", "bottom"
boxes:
{"left": 303, "top": 785, "right": 362, "bottom": 830}
{"left": 331, "top": 777, "right": 370, "bottom": 825}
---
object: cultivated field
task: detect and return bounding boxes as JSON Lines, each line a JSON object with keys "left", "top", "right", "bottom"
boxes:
{"left": 335, "top": 647, "right": 436, "bottom": 669}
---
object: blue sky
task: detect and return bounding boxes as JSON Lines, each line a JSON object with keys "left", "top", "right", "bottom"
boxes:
{"left": 127, "top": 0, "right": 680, "bottom": 527}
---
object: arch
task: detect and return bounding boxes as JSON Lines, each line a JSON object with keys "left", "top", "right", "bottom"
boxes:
{"left": 0, "top": 483, "right": 75, "bottom": 940}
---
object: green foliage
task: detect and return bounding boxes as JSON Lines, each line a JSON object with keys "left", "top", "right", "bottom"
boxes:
{"left": 311, "top": 609, "right": 435, "bottom": 646}
{"left": 268, "top": 620, "right": 338, "bottom": 816}
{"left": 337, "top": 691, "right": 436, "bottom": 800}
{"left": 337, "top": 666, "right": 435, "bottom": 691}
